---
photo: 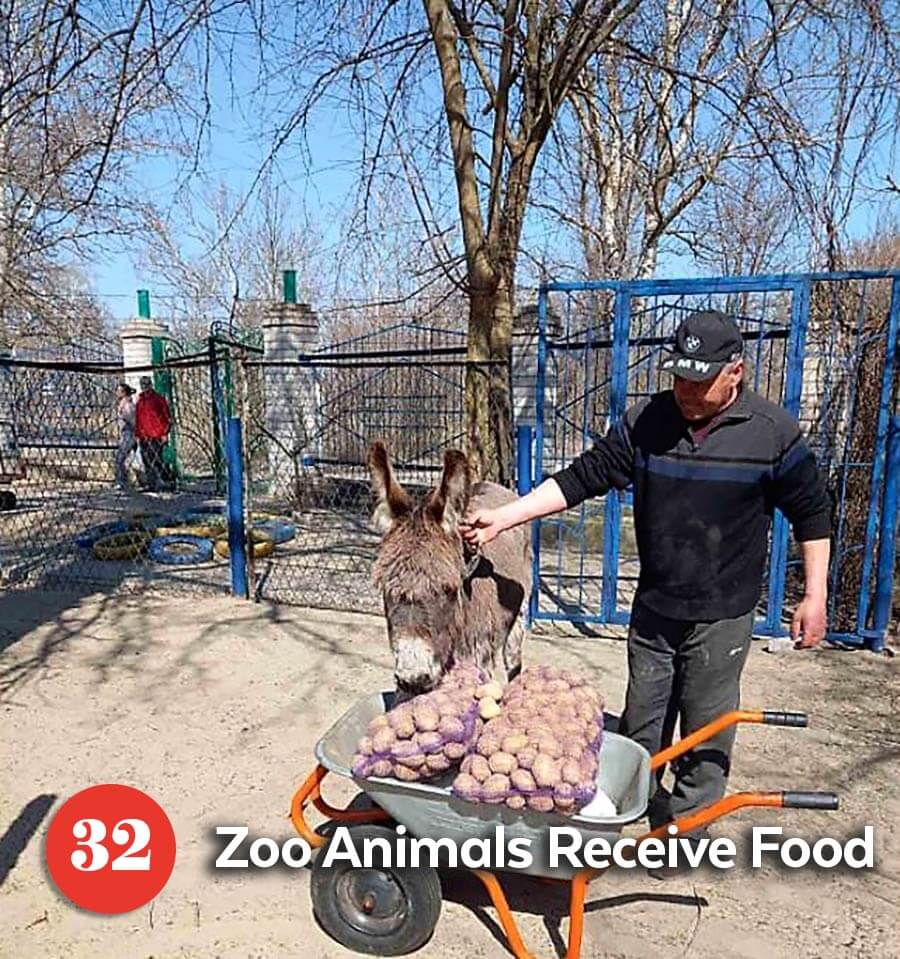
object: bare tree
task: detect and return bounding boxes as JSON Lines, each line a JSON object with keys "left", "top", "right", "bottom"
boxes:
{"left": 543, "top": 0, "right": 899, "bottom": 280}
{"left": 143, "top": 174, "right": 322, "bottom": 335}
{"left": 0, "top": 0, "right": 253, "bottom": 345}
{"left": 262, "top": 1, "right": 643, "bottom": 483}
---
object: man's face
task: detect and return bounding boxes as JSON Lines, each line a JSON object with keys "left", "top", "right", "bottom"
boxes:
{"left": 672, "top": 361, "right": 743, "bottom": 421}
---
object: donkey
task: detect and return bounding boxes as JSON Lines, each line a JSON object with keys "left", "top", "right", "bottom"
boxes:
{"left": 368, "top": 441, "right": 532, "bottom": 695}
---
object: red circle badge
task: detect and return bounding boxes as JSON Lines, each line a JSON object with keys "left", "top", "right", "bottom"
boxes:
{"left": 45, "top": 784, "right": 176, "bottom": 914}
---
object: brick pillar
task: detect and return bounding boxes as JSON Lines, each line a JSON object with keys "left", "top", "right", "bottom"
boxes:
{"left": 262, "top": 302, "right": 319, "bottom": 494}
{"left": 512, "top": 303, "right": 560, "bottom": 470}
{"left": 120, "top": 317, "right": 168, "bottom": 391}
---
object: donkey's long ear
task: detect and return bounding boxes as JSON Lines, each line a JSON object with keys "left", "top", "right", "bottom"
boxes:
{"left": 368, "top": 440, "right": 412, "bottom": 533}
{"left": 427, "top": 449, "right": 471, "bottom": 534}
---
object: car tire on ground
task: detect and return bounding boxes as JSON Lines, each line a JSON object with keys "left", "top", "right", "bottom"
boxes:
{"left": 149, "top": 534, "right": 215, "bottom": 566}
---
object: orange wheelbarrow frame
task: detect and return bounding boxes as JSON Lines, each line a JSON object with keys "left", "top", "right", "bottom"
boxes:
{"left": 290, "top": 709, "right": 837, "bottom": 959}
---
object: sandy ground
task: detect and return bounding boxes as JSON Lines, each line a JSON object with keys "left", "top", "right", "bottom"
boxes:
{"left": 1, "top": 589, "right": 898, "bottom": 959}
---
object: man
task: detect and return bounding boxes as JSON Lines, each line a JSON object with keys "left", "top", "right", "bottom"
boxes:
{"left": 461, "top": 310, "right": 831, "bottom": 834}
{"left": 135, "top": 375, "right": 172, "bottom": 491}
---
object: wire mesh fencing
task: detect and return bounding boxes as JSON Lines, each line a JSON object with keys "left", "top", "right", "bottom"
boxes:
{"left": 0, "top": 350, "right": 234, "bottom": 598}
{"left": 238, "top": 319, "right": 511, "bottom": 612}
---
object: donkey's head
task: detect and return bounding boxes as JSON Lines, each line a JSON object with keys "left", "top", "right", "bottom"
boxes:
{"left": 368, "top": 441, "right": 474, "bottom": 694}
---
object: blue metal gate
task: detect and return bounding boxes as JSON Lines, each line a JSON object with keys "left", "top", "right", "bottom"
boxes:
{"left": 529, "top": 271, "right": 900, "bottom": 650}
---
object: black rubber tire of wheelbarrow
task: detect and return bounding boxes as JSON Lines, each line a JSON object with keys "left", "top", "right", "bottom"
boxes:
{"left": 310, "top": 823, "right": 441, "bottom": 956}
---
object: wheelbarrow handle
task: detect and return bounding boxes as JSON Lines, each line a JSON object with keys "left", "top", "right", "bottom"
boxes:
{"left": 782, "top": 791, "right": 839, "bottom": 810}
{"left": 763, "top": 710, "right": 808, "bottom": 727}
{"left": 650, "top": 708, "right": 808, "bottom": 771}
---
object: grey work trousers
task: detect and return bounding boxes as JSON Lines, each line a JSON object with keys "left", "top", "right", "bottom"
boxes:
{"left": 618, "top": 598, "right": 753, "bottom": 829}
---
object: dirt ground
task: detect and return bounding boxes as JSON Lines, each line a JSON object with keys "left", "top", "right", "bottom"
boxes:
{"left": 1, "top": 589, "right": 898, "bottom": 959}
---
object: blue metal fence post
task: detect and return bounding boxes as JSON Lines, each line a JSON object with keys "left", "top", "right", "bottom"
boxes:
{"left": 764, "top": 279, "right": 811, "bottom": 636}
{"left": 531, "top": 288, "right": 549, "bottom": 624}
{"left": 600, "top": 288, "right": 631, "bottom": 622}
{"left": 871, "top": 416, "right": 900, "bottom": 649}
{"left": 517, "top": 424, "right": 535, "bottom": 626}
{"left": 226, "top": 417, "right": 249, "bottom": 599}
{"left": 857, "top": 277, "right": 900, "bottom": 642}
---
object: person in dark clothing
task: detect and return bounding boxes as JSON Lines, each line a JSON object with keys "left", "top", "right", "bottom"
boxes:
{"left": 460, "top": 310, "right": 831, "bottom": 833}
{"left": 135, "top": 375, "right": 173, "bottom": 491}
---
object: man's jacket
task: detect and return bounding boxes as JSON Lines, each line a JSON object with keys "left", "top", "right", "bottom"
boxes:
{"left": 552, "top": 388, "right": 831, "bottom": 621}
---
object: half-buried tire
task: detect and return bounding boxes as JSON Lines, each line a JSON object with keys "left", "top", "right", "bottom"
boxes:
{"left": 213, "top": 529, "right": 274, "bottom": 559}
{"left": 92, "top": 531, "right": 151, "bottom": 561}
{"left": 149, "top": 534, "right": 214, "bottom": 566}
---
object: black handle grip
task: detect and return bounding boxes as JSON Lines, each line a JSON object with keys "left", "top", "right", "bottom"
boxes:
{"left": 782, "top": 791, "right": 839, "bottom": 810}
{"left": 763, "top": 710, "right": 808, "bottom": 727}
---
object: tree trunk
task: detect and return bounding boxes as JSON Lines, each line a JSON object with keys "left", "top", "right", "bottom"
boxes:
{"left": 464, "top": 265, "right": 514, "bottom": 486}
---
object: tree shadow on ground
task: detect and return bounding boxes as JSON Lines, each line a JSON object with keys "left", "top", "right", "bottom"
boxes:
{"left": 0, "top": 794, "right": 56, "bottom": 888}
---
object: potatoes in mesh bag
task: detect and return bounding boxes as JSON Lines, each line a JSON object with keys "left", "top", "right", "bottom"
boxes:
{"left": 452, "top": 665, "right": 605, "bottom": 814}
{"left": 352, "top": 662, "right": 485, "bottom": 782}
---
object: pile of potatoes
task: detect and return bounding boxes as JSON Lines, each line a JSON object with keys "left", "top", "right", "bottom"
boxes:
{"left": 352, "top": 662, "right": 486, "bottom": 782}
{"left": 452, "top": 665, "right": 604, "bottom": 814}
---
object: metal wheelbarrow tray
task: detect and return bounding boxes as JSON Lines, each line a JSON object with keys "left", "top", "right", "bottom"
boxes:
{"left": 291, "top": 693, "right": 838, "bottom": 959}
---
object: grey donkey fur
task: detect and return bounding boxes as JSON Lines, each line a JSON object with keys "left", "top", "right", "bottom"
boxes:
{"left": 368, "top": 441, "right": 532, "bottom": 694}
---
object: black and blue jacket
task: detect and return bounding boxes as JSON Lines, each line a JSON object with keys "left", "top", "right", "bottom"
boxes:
{"left": 552, "top": 388, "right": 831, "bottom": 621}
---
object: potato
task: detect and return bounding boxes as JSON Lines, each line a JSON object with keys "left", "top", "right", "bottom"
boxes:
{"left": 460, "top": 755, "right": 473, "bottom": 775}
{"left": 393, "top": 764, "right": 419, "bottom": 782}
{"left": 371, "top": 728, "right": 396, "bottom": 753}
{"left": 475, "top": 681, "right": 504, "bottom": 701}
{"left": 396, "top": 752, "right": 427, "bottom": 769}
{"left": 479, "top": 698, "right": 502, "bottom": 720}
{"left": 370, "top": 760, "right": 392, "bottom": 777}
{"left": 501, "top": 733, "right": 528, "bottom": 753}
{"left": 585, "top": 722, "right": 601, "bottom": 743}
{"left": 510, "top": 768, "right": 537, "bottom": 793}
{"left": 356, "top": 736, "right": 374, "bottom": 755}
{"left": 368, "top": 714, "right": 390, "bottom": 732}
{"left": 438, "top": 717, "right": 466, "bottom": 740}
{"left": 444, "top": 741, "right": 468, "bottom": 761}
{"left": 554, "top": 782, "right": 576, "bottom": 803}
{"left": 453, "top": 773, "right": 480, "bottom": 798}
{"left": 469, "top": 755, "right": 492, "bottom": 783}
{"left": 416, "top": 731, "right": 444, "bottom": 752}
{"left": 535, "top": 736, "right": 562, "bottom": 759}
{"left": 482, "top": 773, "right": 511, "bottom": 802}
{"left": 476, "top": 736, "right": 500, "bottom": 758}
{"left": 516, "top": 747, "right": 537, "bottom": 770}
{"left": 425, "top": 753, "right": 451, "bottom": 773}
{"left": 413, "top": 703, "right": 441, "bottom": 733}
{"left": 488, "top": 751, "right": 517, "bottom": 775}
{"left": 532, "top": 754, "right": 560, "bottom": 788}
{"left": 561, "top": 759, "right": 583, "bottom": 786}
{"left": 526, "top": 795, "right": 555, "bottom": 813}
{"left": 387, "top": 707, "right": 411, "bottom": 730}
{"left": 506, "top": 795, "right": 526, "bottom": 810}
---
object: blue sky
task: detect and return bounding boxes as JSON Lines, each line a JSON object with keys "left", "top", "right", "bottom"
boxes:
{"left": 90, "top": 32, "right": 898, "bottom": 324}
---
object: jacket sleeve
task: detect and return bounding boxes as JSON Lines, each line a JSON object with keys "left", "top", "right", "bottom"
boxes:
{"left": 767, "top": 422, "right": 831, "bottom": 542}
{"left": 551, "top": 405, "right": 638, "bottom": 508}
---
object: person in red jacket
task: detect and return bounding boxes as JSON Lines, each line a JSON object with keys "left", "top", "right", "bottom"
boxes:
{"left": 135, "top": 376, "right": 172, "bottom": 491}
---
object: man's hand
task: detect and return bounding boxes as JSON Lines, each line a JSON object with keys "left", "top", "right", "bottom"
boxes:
{"left": 791, "top": 593, "right": 827, "bottom": 648}
{"left": 459, "top": 508, "right": 506, "bottom": 548}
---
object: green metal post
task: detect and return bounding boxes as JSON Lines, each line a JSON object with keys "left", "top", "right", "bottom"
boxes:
{"left": 282, "top": 270, "right": 297, "bottom": 305}
{"left": 137, "top": 289, "right": 151, "bottom": 319}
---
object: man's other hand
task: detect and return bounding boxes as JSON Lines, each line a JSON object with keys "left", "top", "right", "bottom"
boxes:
{"left": 791, "top": 594, "right": 827, "bottom": 648}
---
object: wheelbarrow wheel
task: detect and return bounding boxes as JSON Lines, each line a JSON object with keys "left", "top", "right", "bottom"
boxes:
{"left": 311, "top": 824, "right": 441, "bottom": 956}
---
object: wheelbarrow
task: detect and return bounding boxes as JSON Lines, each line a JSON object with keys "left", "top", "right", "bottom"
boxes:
{"left": 291, "top": 693, "right": 838, "bottom": 958}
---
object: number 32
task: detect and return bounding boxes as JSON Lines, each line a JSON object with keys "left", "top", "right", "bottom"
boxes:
{"left": 71, "top": 818, "right": 152, "bottom": 871}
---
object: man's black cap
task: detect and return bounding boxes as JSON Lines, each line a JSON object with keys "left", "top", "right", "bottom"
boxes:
{"left": 660, "top": 310, "right": 744, "bottom": 382}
